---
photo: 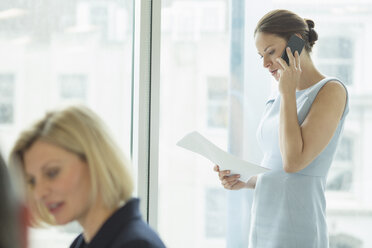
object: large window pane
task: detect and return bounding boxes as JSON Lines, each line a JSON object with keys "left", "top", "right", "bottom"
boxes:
{"left": 0, "top": 1, "right": 133, "bottom": 247}
{"left": 158, "top": 0, "right": 372, "bottom": 247}
{"left": 159, "top": 1, "right": 230, "bottom": 247}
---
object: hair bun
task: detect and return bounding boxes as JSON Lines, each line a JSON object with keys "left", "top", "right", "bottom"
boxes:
{"left": 304, "top": 19, "right": 318, "bottom": 46}
{"left": 305, "top": 19, "right": 315, "bottom": 29}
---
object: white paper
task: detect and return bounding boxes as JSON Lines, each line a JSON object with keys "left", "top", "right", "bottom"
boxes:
{"left": 177, "top": 131, "right": 270, "bottom": 182}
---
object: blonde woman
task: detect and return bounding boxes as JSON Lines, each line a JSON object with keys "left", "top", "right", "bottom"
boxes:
{"left": 10, "top": 105, "right": 165, "bottom": 248}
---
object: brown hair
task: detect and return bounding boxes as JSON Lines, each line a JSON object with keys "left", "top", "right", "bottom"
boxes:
{"left": 254, "top": 9, "right": 318, "bottom": 53}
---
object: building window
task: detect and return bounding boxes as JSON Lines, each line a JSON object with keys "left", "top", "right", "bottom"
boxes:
{"left": 329, "top": 233, "right": 363, "bottom": 248}
{"left": 90, "top": 5, "right": 108, "bottom": 34}
{"left": 173, "top": 3, "right": 197, "bottom": 41}
{"left": 205, "top": 187, "right": 226, "bottom": 238}
{"left": 327, "top": 136, "right": 354, "bottom": 191}
{"left": 207, "top": 76, "right": 228, "bottom": 129}
{"left": 317, "top": 36, "right": 354, "bottom": 86}
{"left": 200, "top": 2, "right": 226, "bottom": 33}
{"left": 0, "top": 74, "right": 15, "bottom": 124}
{"left": 335, "top": 136, "right": 353, "bottom": 162}
{"left": 59, "top": 74, "right": 87, "bottom": 101}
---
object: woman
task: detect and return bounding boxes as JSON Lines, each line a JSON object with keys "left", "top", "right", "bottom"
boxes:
{"left": 9, "top": 105, "right": 166, "bottom": 248}
{"left": 214, "top": 9, "right": 348, "bottom": 247}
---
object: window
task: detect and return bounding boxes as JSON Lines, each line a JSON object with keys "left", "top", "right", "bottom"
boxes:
{"left": 0, "top": 74, "right": 14, "bottom": 124}
{"left": 172, "top": 3, "right": 198, "bottom": 41}
{"left": 335, "top": 136, "right": 353, "bottom": 162}
{"left": 329, "top": 233, "right": 363, "bottom": 248}
{"left": 157, "top": 1, "right": 372, "bottom": 248}
{"left": 158, "top": 1, "right": 232, "bottom": 247}
{"left": 327, "top": 136, "right": 354, "bottom": 191}
{"left": 205, "top": 188, "right": 227, "bottom": 238}
{"left": 59, "top": 74, "right": 88, "bottom": 101}
{"left": 0, "top": 1, "right": 133, "bottom": 247}
{"left": 2, "top": 1, "right": 372, "bottom": 248}
{"left": 200, "top": 2, "right": 226, "bottom": 33}
{"left": 317, "top": 36, "right": 355, "bottom": 86}
{"left": 90, "top": 5, "right": 108, "bottom": 27}
{"left": 207, "top": 76, "right": 228, "bottom": 129}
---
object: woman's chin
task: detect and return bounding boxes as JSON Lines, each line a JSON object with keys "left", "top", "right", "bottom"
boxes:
{"left": 271, "top": 71, "right": 280, "bottom": 82}
{"left": 54, "top": 217, "right": 72, "bottom": 226}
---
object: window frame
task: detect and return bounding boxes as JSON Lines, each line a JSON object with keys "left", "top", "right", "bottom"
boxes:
{"left": 131, "top": 0, "right": 161, "bottom": 230}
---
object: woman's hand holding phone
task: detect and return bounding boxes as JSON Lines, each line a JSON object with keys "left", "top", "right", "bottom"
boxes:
{"left": 280, "top": 35, "right": 305, "bottom": 66}
{"left": 276, "top": 35, "right": 305, "bottom": 95}
{"left": 276, "top": 47, "right": 302, "bottom": 95}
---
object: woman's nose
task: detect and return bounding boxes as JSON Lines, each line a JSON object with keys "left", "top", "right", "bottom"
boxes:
{"left": 33, "top": 180, "right": 50, "bottom": 201}
{"left": 263, "top": 57, "right": 271, "bottom": 68}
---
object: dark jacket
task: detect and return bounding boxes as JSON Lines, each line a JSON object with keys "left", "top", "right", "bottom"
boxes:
{"left": 70, "top": 198, "right": 166, "bottom": 248}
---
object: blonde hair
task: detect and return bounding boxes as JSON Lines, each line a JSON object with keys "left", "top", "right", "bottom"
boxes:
{"left": 9, "top": 104, "right": 134, "bottom": 226}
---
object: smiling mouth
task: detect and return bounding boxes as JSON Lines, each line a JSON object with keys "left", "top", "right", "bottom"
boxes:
{"left": 270, "top": 69, "right": 278, "bottom": 76}
{"left": 46, "top": 202, "right": 64, "bottom": 214}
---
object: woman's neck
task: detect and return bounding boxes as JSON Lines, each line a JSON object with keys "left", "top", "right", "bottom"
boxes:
{"left": 78, "top": 202, "right": 117, "bottom": 243}
{"left": 297, "top": 54, "right": 325, "bottom": 91}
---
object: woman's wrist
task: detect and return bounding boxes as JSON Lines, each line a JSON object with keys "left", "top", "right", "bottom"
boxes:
{"left": 280, "top": 89, "right": 296, "bottom": 98}
{"left": 246, "top": 176, "right": 257, "bottom": 189}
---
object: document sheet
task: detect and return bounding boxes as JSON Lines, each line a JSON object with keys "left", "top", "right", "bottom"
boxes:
{"left": 177, "top": 131, "right": 270, "bottom": 182}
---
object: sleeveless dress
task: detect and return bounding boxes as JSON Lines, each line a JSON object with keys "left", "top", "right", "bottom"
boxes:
{"left": 249, "top": 77, "right": 349, "bottom": 248}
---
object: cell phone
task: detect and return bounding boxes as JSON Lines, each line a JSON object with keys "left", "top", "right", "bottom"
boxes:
{"left": 281, "top": 35, "right": 305, "bottom": 65}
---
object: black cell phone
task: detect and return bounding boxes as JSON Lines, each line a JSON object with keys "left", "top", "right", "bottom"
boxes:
{"left": 281, "top": 35, "right": 305, "bottom": 65}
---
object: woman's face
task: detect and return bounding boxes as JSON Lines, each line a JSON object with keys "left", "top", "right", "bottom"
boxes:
{"left": 255, "top": 32, "right": 287, "bottom": 81}
{"left": 24, "top": 140, "right": 92, "bottom": 225}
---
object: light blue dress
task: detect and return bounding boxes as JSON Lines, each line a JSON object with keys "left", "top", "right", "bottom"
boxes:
{"left": 249, "top": 78, "right": 349, "bottom": 248}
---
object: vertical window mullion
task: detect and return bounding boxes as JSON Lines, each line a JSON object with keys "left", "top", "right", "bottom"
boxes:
{"left": 132, "top": 0, "right": 161, "bottom": 230}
